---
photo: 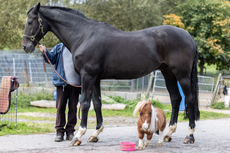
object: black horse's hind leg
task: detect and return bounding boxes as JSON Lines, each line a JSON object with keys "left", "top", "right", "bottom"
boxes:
{"left": 178, "top": 78, "right": 196, "bottom": 144}
{"left": 88, "top": 79, "right": 104, "bottom": 142}
{"left": 70, "top": 71, "right": 96, "bottom": 146}
{"left": 161, "top": 68, "right": 181, "bottom": 142}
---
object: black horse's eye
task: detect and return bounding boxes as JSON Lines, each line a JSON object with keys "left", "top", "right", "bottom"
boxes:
{"left": 150, "top": 112, "right": 152, "bottom": 115}
{"left": 140, "top": 113, "right": 142, "bottom": 116}
{"left": 28, "top": 22, "right": 32, "bottom": 25}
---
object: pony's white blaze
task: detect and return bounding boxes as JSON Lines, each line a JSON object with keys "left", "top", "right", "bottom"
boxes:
{"left": 142, "top": 120, "right": 149, "bottom": 131}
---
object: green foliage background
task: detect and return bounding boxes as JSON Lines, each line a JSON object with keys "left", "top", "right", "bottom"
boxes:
{"left": 0, "top": 0, "right": 230, "bottom": 72}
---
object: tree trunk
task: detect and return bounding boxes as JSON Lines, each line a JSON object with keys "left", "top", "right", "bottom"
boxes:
{"left": 199, "top": 59, "right": 204, "bottom": 75}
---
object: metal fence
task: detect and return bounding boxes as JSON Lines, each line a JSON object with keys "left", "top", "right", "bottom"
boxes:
{"left": 0, "top": 50, "right": 53, "bottom": 87}
{"left": 0, "top": 49, "right": 150, "bottom": 91}
{"left": 152, "top": 70, "right": 214, "bottom": 106}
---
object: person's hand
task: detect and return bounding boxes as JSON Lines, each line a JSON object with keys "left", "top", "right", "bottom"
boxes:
{"left": 39, "top": 44, "right": 46, "bottom": 53}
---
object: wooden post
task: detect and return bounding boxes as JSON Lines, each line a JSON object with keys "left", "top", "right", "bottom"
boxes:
{"left": 146, "top": 72, "right": 154, "bottom": 98}
{"left": 43, "top": 58, "right": 48, "bottom": 88}
{"left": 210, "top": 73, "right": 222, "bottom": 105}
{"left": 7, "top": 67, "right": 10, "bottom": 76}
{"left": 24, "top": 60, "right": 30, "bottom": 86}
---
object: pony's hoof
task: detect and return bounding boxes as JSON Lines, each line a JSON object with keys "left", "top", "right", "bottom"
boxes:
{"left": 69, "top": 138, "right": 82, "bottom": 146}
{"left": 87, "top": 136, "right": 99, "bottom": 142}
{"left": 183, "top": 134, "right": 195, "bottom": 144}
{"left": 164, "top": 135, "right": 172, "bottom": 142}
{"left": 138, "top": 147, "right": 143, "bottom": 150}
{"left": 158, "top": 143, "right": 163, "bottom": 146}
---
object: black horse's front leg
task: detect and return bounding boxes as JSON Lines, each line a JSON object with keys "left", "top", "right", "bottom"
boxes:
{"left": 70, "top": 71, "right": 95, "bottom": 146}
{"left": 88, "top": 79, "right": 104, "bottom": 142}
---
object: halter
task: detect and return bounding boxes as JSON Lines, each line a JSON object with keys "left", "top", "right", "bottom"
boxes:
{"left": 23, "top": 12, "right": 45, "bottom": 45}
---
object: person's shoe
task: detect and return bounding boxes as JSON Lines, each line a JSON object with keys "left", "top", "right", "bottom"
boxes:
{"left": 66, "top": 134, "right": 74, "bottom": 141}
{"left": 54, "top": 135, "right": 64, "bottom": 142}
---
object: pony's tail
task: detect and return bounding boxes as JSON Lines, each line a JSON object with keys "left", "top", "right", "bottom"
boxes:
{"left": 186, "top": 46, "right": 200, "bottom": 120}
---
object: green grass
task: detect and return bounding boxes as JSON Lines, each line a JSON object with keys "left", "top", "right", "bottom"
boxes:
{"left": 18, "top": 107, "right": 56, "bottom": 113}
{"left": 17, "top": 115, "right": 55, "bottom": 122}
{"left": 2, "top": 92, "right": 230, "bottom": 136}
{"left": 0, "top": 122, "right": 55, "bottom": 136}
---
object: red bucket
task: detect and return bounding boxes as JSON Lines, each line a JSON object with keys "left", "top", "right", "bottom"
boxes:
{"left": 120, "top": 142, "right": 136, "bottom": 151}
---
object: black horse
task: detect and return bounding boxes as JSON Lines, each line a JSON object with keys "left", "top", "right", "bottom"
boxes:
{"left": 22, "top": 3, "right": 199, "bottom": 146}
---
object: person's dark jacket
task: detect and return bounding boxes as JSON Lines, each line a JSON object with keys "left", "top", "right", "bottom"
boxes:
{"left": 42, "top": 43, "right": 67, "bottom": 87}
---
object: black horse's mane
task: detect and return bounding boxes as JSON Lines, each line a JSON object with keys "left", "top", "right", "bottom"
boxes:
{"left": 27, "top": 5, "right": 89, "bottom": 20}
{"left": 27, "top": 4, "right": 119, "bottom": 32}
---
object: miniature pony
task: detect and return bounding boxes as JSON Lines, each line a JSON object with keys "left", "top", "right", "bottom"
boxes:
{"left": 133, "top": 100, "right": 166, "bottom": 150}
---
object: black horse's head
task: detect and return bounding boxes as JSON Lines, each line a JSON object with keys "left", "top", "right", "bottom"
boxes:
{"left": 22, "top": 3, "right": 45, "bottom": 53}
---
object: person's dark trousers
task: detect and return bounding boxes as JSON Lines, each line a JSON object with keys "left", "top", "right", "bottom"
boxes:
{"left": 55, "top": 85, "right": 81, "bottom": 136}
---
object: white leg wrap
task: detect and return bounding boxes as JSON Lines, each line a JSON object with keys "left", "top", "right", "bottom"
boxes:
{"left": 138, "top": 139, "right": 143, "bottom": 149}
{"left": 166, "top": 123, "right": 177, "bottom": 136}
{"left": 74, "top": 126, "right": 87, "bottom": 140}
{"left": 158, "top": 130, "right": 163, "bottom": 144}
{"left": 91, "top": 126, "right": 104, "bottom": 137}
{"left": 144, "top": 139, "right": 150, "bottom": 148}
{"left": 187, "top": 126, "right": 195, "bottom": 136}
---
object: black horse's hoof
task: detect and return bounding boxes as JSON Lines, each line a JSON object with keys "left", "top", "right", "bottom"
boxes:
{"left": 183, "top": 134, "right": 195, "bottom": 144}
{"left": 164, "top": 135, "right": 172, "bottom": 142}
{"left": 87, "top": 136, "right": 99, "bottom": 142}
{"left": 69, "top": 138, "right": 82, "bottom": 146}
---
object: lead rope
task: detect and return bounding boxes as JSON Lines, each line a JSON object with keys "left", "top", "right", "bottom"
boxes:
{"left": 43, "top": 50, "right": 82, "bottom": 120}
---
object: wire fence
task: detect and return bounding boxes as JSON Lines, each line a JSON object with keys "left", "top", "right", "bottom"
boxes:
{"left": 0, "top": 49, "right": 150, "bottom": 92}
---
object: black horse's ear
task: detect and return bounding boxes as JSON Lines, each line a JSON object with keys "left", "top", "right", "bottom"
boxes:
{"left": 33, "top": 3, "right": 40, "bottom": 14}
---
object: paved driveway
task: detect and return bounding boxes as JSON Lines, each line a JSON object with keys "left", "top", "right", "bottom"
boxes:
{"left": 1, "top": 117, "right": 230, "bottom": 153}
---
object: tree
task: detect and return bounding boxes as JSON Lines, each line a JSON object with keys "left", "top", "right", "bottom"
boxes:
{"left": 177, "top": 0, "right": 230, "bottom": 75}
{"left": 0, "top": 0, "right": 76, "bottom": 50}
{"left": 79, "top": 0, "right": 164, "bottom": 31}
{"left": 163, "top": 13, "right": 184, "bottom": 28}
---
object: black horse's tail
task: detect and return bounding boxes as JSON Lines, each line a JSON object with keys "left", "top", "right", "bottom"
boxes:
{"left": 187, "top": 46, "right": 200, "bottom": 120}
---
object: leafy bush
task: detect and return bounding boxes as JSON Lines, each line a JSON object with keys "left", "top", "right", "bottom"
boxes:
{"left": 110, "top": 96, "right": 139, "bottom": 110}
{"left": 211, "top": 102, "right": 225, "bottom": 110}
{"left": 108, "top": 96, "right": 164, "bottom": 110}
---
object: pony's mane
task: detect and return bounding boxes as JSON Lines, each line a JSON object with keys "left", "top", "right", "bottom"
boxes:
{"left": 133, "top": 100, "right": 149, "bottom": 117}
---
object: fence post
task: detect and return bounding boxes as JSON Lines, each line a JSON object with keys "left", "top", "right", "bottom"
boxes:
{"left": 146, "top": 72, "right": 154, "bottom": 98}
{"left": 8, "top": 67, "right": 10, "bottom": 76}
{"left": 142, "top": 76, "right": 144, "bottom": 93}
{"left": 43, "top": 58, "right": 48, "bottom": 88}
{"left": 29, "top": 61, "right": 33, "bottom": 83}
{"left": 13, "top": 58, "right": 15, "bottom": 76}
{"left": 131, "top": 80, "right": 135, "bottom": 92}
{"left": 24, "top": 60, "right": 30, "bottom": 86}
